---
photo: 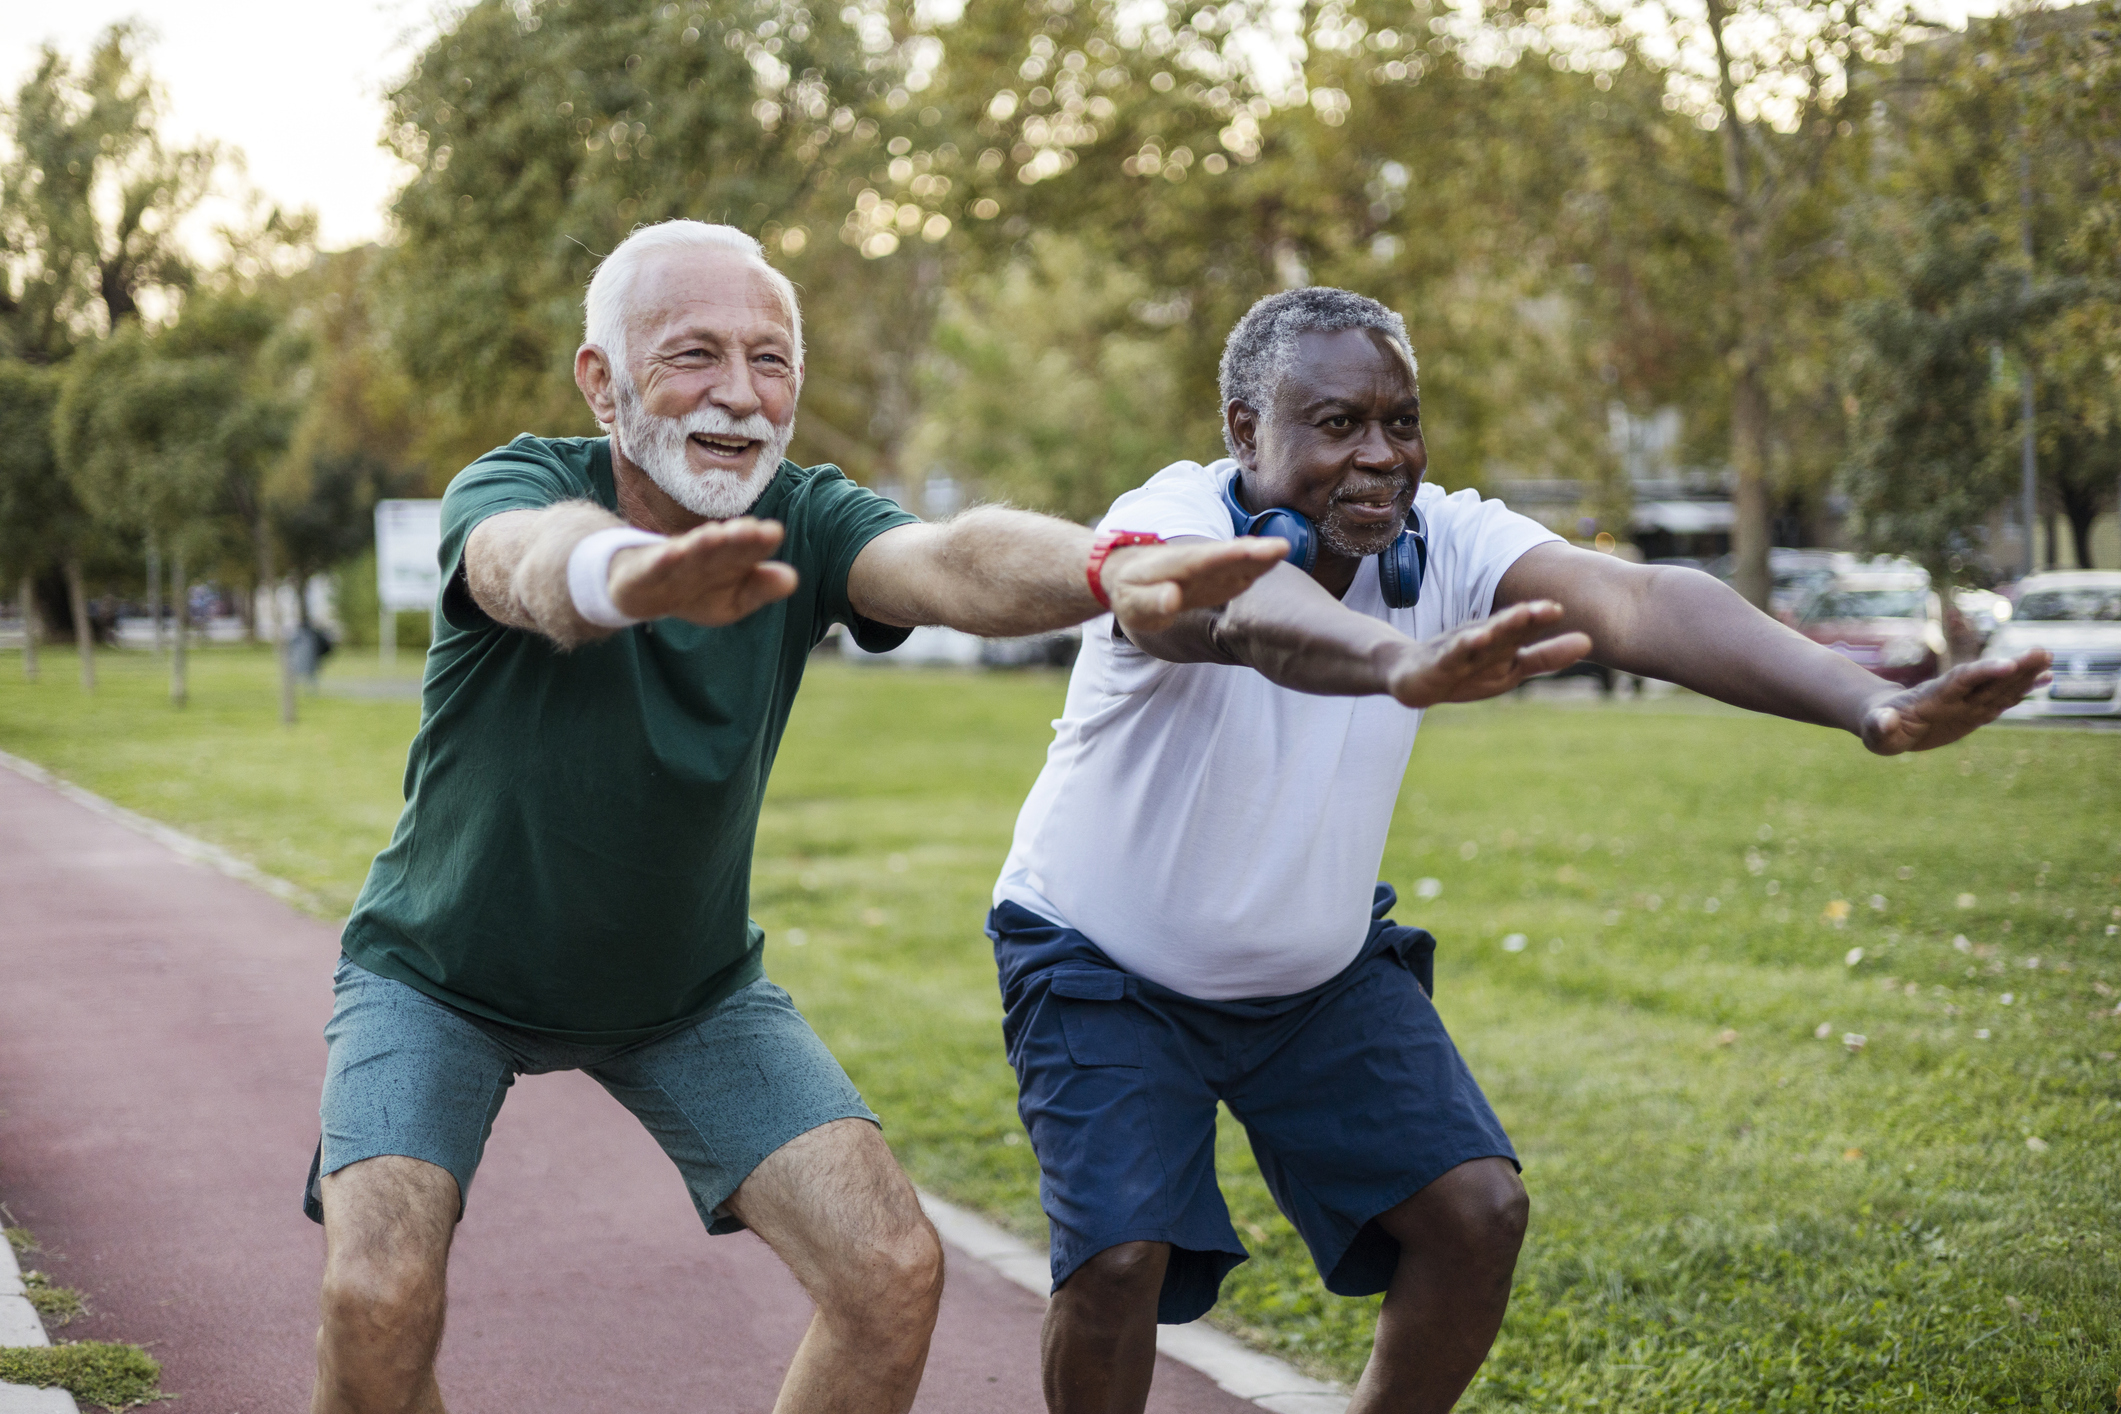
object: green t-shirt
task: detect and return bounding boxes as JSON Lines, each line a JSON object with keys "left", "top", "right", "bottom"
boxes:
{"left": 340, "top": 435, "right": 918, "bottom": 1043}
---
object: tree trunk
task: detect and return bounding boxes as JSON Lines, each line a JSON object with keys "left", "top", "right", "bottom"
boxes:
{"left": 254, "top": 514, "right": 296, "bottom": 725}
{"left": 2042, "top": 509, "right": 2058, "bottom": 571}
{"left": 1728, "top": 337, "right": 1775, "bottom": 610}
{"left": 1705, "top": 0, "right": 1774, "bottom": 610}
{"left": 17, "top": 575, "right": 36, "bottom": 682}
{"left": 278, "top": 582, "right": 298, "bottom": 726}
{"left": 147, "top": 534, "right": 164, "bottom": 656}
{"left": 64, "top": 554, "right": 94, "bottom": 691}
{"left": 171, "top": 548, "right": 189, "bottom": 707}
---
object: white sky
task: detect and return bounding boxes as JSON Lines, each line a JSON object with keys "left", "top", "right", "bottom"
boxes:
{"left": 0, "top": 0, "right": 438, "bottom": 253}
{"left": 2, "top": 0, "right": 2011, "bottom": 260}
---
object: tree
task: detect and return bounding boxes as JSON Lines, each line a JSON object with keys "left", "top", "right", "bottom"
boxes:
{"left": 0, "top": 361, "right": 92, "bottom": 682}
{"left": 1840, "top": 200, "right": 2050, "bottom": 591}
{"left": 0, "top": 23, "right": 213, "bottom": 360}
{"left": 54, "top": 289, "right": 303, "bottom": 705}
{"left": 379, "top": 0, "right": 902, "bottom": 469}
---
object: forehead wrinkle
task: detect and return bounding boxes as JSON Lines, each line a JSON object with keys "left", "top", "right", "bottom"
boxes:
{"left": 631, "top": 256, "right": 794, "bottom": 349}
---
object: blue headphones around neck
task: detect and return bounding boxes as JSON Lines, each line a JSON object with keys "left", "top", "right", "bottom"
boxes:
{"left": 1220, "top": 469, "right": 1429, "bottom": 610}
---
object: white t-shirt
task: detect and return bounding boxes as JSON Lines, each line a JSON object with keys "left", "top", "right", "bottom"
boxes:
{"left": 993, "top": 458, "right": 1560, "bottom": 1000}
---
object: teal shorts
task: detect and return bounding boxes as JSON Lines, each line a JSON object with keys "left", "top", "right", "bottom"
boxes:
{"left": 305, "top": 955, "right": 875, "bottom": 1231}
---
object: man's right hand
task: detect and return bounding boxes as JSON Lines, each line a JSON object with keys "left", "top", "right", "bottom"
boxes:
{"left": 1382, "top": 600, "right": 1591, "bottom": 708}
{"left": 608, "top": 517, "right": 800, "bottom": 627}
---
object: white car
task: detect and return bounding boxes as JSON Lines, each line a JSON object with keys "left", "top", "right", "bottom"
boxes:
{"left": 1990, "top": 571, "right": 2121, "bottom": 718}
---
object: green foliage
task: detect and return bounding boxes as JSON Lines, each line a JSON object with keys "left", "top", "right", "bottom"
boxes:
{"left": 0, "top": 23, "right": 211, "bottom": 357}
{"left": 0, "top": 1342, "right": 163, "bottom": 1411}
{"left": 4, "top": 656, "right": 2114, "bottom": 1406}
{"left": 0, "top": 359, "right": 87, "bottom": 582}
{"left": 3, "top": 1227, "right": 36, "bottom": 1253}
{"left": 380, "top": 0, "right": 897, "bottom": 460}
{"left": 910, "top": 235, "right": 1188, "bottom": 519}
{"left": 1840, "top": 202, "right": 2038, "bottom": 583}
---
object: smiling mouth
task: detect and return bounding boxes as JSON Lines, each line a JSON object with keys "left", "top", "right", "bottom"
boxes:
{"left": 1334, "top": 489, "right": 1406, "bottom": 520}
{"left": 690, "top": 432, "right": 758, "bottom": 459}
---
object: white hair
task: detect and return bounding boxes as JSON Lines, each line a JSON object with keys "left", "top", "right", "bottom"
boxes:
{"left": 581, "top": 220, "right": 804, "bottom": 369}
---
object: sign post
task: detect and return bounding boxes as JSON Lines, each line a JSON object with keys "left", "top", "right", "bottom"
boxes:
{"left": 374, "top": 499, "right": 444, "bottom": 670}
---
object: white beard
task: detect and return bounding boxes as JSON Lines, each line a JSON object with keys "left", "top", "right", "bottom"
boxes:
{"left": 610, "top": 373, "right": 794, "bottom": 519}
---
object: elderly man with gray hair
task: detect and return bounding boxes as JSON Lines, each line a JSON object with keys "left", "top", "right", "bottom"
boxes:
{"left": 303, "top": 219, "right": 1283, "bottom": 1414}
{"left": 988, "top": 286, "right": 2050, "bottom": 1414}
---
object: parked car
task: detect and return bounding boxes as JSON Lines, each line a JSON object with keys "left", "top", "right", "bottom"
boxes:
{"left": 1707, "top": 548, "right": 1860, "bottom": 625}
{"left": 1950, "top": 587, "right": 2012, "bottom": 655}
{"left": 1796, "top": 568, "right": 1947, "bottom": 686}
{"left": 1990, "top": 571, "right": 2121, "bottom": 719}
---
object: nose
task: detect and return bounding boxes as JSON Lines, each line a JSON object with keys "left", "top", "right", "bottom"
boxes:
{"left": 1352, "top": 420, "right": 1398, "bottom": 470}
{"left": 710, "top": 357, "right": 763, "bottom": 420}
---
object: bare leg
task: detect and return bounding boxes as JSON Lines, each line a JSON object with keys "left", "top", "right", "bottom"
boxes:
{"left": 1348, "top": 1157, "right": 1528, "bottom": 1414}
{"left": 724, "top": 1118, "right": 945, "bottom": 1414}
{"left": 312, "top": 1154, "right": 459, "bottom": 1414}
{"left": 1040, "top": 1240, "right": 1169, "bottom": 1414}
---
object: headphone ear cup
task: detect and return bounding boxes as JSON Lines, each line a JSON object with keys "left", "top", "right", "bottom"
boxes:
{"left": 1252, "top": 507, "right": 1316, "bottom": 572}
{"left": 1379, "top": 523, "right": 1428, "bottom": 610}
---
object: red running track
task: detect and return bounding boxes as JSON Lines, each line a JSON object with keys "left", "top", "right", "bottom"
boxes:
{"left": 0, "top": 764, "right": 1255, "bottom": 1413}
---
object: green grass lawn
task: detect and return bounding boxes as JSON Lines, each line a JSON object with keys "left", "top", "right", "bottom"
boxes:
{"left": 4, "top": 645, "right": 2117, "bottom": 1410}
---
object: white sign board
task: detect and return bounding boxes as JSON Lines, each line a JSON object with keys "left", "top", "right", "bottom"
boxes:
{"left": 375, "top": 499, "right": 444, "bottom": 611}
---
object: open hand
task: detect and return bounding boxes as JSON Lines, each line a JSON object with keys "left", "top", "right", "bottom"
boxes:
{"left": 608, "top": 517, "right": 799, "bottom": 627}
{"left": 1383, "top": 601, "right": 1592, "bottom": 708}
{"left": 1859, "top": 650, "right": 2053, "bottom": 754}
{"left": 1103, "top": 536, "right": 1290, "bottom": 637}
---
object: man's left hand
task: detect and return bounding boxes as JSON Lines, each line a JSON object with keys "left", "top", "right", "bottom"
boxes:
{"left": 1102, "top": 537, "right": 1290, "bottom": 637}
{"left": 1858, "top": 650, "right": 2054, "bottom": 755}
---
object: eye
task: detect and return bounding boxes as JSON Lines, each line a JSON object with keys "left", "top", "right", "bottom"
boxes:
{"left": 1323, "top": 414, "right": 1354, "bottom": 430}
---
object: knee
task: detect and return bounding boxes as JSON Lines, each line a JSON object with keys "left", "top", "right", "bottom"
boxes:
{"left": 1064, "top": 1241, "right": 1168, "bottom": 1308}
{"left": 1447, "top": 1165, "right": 1529, "bottom": 1262}
{"left": 320, "top": 1250, "right": 445, "bottom": 1343}
{"left": 829, "top": 1214, "right": 944, "bottom": 1336}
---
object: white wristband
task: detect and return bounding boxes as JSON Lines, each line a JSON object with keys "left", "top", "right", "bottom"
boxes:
{"left": 567, "top": 526, "right": 666, "bottom": 629}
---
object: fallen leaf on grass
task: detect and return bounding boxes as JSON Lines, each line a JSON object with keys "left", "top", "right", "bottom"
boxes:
{"left": 1842, "top": 1147, "right": 1864, "bottom": 1161}
{"left": 1715, "top": 1028, "right": 1739, "bottom": 1047}
{"left": 2025, "top": 1136, "right": 2049, "bottom": 1153}
{"left": 1824, "top": 899, "right": 1851, "bottom": 925}
{"left": 1957, "top": 893, "right": 1977, "bottom": 909}
{"left": 1843, "top": 1032, "right": 1867, "bottom": 1053}
{"left": 1815, "top": 1022, "right": 1834, "bottom": 1040}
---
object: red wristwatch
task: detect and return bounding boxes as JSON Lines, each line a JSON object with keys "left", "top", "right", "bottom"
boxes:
{"left": 1085, "top": 530, "right": 1165, "bottom": 611}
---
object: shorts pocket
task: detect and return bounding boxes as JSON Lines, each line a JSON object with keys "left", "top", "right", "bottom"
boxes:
{"left": 1049, "top": 968, "right": 1141, "bottom": 1069}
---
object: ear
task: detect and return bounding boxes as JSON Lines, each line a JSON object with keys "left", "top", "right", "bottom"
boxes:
{"left": 576, "top": 345, "right": 619, "bottom": 426}
{"left": 1226, "top": 400, "right": 1262, "bottom": 470}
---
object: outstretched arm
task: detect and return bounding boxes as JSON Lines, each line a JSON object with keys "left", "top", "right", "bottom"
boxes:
{"left": 846, "top": 508, "right": 1286, "bottom": 641}
{"left": 1493, "top": 542, "right": 2052, "bottom": 753}
{"left": 462, "top": 503, "right": 797, "bottom": 650}
{"left": 1126, "top": 553, "right": 1592, "bottom": 707}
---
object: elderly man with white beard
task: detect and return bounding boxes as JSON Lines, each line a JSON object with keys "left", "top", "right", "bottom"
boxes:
{"left": 302, "top": 220, "right": 1284, "bottom": 1414}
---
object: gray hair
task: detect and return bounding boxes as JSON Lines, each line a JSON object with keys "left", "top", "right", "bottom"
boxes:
{"left": 1217, "top": 287, "right": 1416, "bottom": 454}
{"left": 582, "top": 220, "right": 804, "bottom": 370}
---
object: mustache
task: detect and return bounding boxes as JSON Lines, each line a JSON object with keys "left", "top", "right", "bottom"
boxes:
{"left": 1331, "top": 476, "right": 1413, "bottom": 504}
{"left": 670, "top": 403, "right": 782, "bottom": 444}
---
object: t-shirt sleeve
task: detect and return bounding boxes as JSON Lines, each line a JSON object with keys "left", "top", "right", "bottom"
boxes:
{"left": 1421, "top": 486, "right": 1565, "bottom": 633}
{"left": 1094, "top": 461, "right": 1234, "bottom": 541}
{"left": 784, "top": 466, "right": 922, "bottom": 653}
{"left": 436, "top": 441, "right": 584, "bottom": 633}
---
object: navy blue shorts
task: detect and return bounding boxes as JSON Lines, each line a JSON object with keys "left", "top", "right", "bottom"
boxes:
{"left": 989, "top": 884, "right": 1516, "bottom": 1325}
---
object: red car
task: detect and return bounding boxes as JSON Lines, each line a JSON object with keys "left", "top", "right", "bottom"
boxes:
{"left": 1796, "top": 570, "right": 1948, "bottom": 686}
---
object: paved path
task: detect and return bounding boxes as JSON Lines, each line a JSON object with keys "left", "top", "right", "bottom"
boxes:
{"left": 0, "top": 765, "right": 1260, "bottom": 1413}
